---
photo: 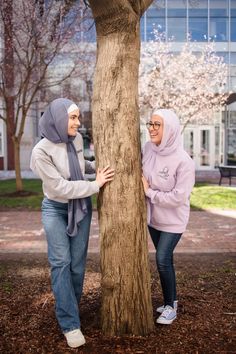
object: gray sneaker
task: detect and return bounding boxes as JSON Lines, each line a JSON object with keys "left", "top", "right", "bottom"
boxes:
{"left": 156, "top": 300, "right": 178, "bottom": 314}
{"left": 156, "top": 305, "right": 177, "bottom": 325}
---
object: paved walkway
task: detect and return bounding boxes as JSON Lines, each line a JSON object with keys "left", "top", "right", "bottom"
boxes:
{"left": 0, "top": 209, "right": 236, "bottom": 254}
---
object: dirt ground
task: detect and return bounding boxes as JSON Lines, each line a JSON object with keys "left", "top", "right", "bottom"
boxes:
{"left": 0, "top": 253, "right": 235, "bottom": 354}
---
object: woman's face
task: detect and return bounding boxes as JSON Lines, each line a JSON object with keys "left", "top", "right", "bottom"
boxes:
{"left": 68, "top": 109, "right": 80, "bottom": 136}
{"left": 146, "top": 114, "right": 164, "bottom": 146}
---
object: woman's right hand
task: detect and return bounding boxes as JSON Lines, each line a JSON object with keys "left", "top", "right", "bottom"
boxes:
{"left": 96, "top": 165, "right": 115, "bottom": 187}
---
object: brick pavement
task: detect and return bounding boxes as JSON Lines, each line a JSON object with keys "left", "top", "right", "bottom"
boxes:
{"left": 0, "top": 209, "right": 236, "bottom": 254}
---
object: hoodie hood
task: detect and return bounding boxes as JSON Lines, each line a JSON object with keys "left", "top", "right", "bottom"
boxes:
{"left": 150, "top": 109, "right": 182, "bottom": 156}
{"left": 39, "top": 98, "right": 76, "bottom": 143}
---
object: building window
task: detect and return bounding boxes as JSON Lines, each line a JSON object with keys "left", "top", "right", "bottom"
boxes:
{"left": 189, "top": 0, "right": 208, "bottom": 41}
{"left": 145, "top": 3, "right": 166, "bottom": 41}
{"left": 216, "top": 51, "right": 229, "bottom": 64}
{"left": 231, "top": 2, "right": 236, "bottom": 41}
{"left": 167, "top": 0, "right": 187, "bottom": 41}
{"left": 209, "top": 0, "right": 229, "bottom": 41}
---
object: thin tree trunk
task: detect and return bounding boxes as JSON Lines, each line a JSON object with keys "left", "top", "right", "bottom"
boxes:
{"left": 89, "top": 1, "right": 154, "bottom": 336}
{"left": 3, "top": 0, "right": 15, "bottom": 170}
{"left": 13, "top": 137, "right": 23, "bottom": 192}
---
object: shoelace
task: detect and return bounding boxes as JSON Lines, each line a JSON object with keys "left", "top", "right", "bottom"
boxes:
{"left": 162, "top": 306, "right": 174, "bottom": 318}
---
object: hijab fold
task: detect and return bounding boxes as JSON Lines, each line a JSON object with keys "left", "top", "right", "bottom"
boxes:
{"left": 39, "top": 98, "right": 91, "bottom": 237}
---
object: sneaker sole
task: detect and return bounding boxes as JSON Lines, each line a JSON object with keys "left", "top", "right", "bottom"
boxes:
{"left": 156, "top": 316, "right": 176, "bottom": 325}
{"left": 67, "top": 338, "right": 86, "bottom": 348}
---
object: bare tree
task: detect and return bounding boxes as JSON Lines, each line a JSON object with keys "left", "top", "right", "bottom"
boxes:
{"left": 0, "top": 0, "right": 91, "bottom": 191}
{"left": 88, "top": 0, "right": 154, "bottom": 336}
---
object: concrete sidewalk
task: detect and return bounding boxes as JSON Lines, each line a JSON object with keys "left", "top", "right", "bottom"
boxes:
{"left": 0, "top": 209, "right": 236, "bottom": 254}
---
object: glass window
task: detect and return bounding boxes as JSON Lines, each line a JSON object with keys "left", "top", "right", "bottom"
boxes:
{"left": 209, "top": 18, "right": 228, "bottom": 41}
{"left": 229, "top": 111, "right": 236, "bottom": 128}
{"left": 230, "top": 75, "right": 236, "bottom": 92}
{"left": 231, "top": 12, "right": 236, "bottom": 41}
{"left": 231, "top": 20, "right": 236, "bottom": 41}
{"left": 209, "top": 0, "right": 228, "bottom": 41}
{"left": 189, "top": 18, "right": 208, "bottom": 41}
{"left": 210, "top": 0, "right": 228, "bottom": 16}
{"left": 167, "top": 0, "right": 186, "bottom": 17}
{"left": 145, "top": 2, "right": 166, "bottom": 41}
{"left": 214, "top": 126, "right": 220, "bottom": 167}
{"left": 232, "top": 6, "right": 236, "bottom": 16}
{"left": 184, "top": 129, "right": 194, "bottom": 159}
{"left": 147, "top": 3, "right": 165, "bottom": 18}
{"left": 230, "top": 52, "right": 236, "bottom": 65}
{"left": 227, "top": 128, "right": 236, "bottom": 165}
{"left": 167, "top": 0, "right": 186, "bottom": 41}
{"left": 168, "top": 17, "right": 186, "bottom": 41}
{"left": 146, "top": 18, "right": 166, "bottom": 40}
{"left": 189, "top": 0, "right": 208, "bottom": 17}
{"left": 200, "top": 129, "right": 210, "bottom": 166}
{"left": 216, "top": 52, "right": 229, "bottom": 64}
{"left": 189, "top": 0, "right": 208, "bottom": 41}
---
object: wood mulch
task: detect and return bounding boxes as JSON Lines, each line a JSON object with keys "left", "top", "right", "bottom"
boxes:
{"left": 0, "top": 253, "right": 235, "bottom": 354}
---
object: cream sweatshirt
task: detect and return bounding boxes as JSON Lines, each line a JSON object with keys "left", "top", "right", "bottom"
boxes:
{"left": 30, "top": 133, "right": 99, "bottom": 203}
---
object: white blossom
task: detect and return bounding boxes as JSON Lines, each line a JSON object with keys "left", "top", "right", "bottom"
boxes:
{"left": 139, "top": 30, "right": 229, "bottom": 129}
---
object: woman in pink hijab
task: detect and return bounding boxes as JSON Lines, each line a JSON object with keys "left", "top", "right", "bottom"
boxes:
{"left": 142, "top": 109, "right": 195, "bottom": 325}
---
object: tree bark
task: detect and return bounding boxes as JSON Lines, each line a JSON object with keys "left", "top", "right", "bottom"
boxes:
{"left": 13, "top": 137, "right": 23, "bottom": 192}
{"left": 3, "top": 0, "right": 15, "bottom": 171}
{"left": 89, "top": 0, "right": 154, "bottom": 336}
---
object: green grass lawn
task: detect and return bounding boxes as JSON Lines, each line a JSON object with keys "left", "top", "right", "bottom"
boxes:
{"left": 0, "top": 179, "right": 97, "bottom": 210}
{"left": 0, "top": 179, "right": 235, "bottom": 210}
{"left": 190, "top": 183, "right": 236, "bottom": 210}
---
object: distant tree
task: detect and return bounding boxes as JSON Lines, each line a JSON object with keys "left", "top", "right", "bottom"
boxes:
{"left": 0, "top": 0, "right": 90, "bottom": 191}
{"left": 139, "top": 30, "right": 228, "bottom": 129}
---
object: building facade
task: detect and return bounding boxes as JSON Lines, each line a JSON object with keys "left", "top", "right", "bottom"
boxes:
{"left": 140, "top": 0, "right": 236, "bottom": 170}
{"left": 0, "top": 0, "right": 235, "bottom": 171}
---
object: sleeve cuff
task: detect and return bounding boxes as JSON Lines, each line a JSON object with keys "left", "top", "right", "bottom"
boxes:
{"left": 145, "top": 188, "right": 153, "bottom": 198}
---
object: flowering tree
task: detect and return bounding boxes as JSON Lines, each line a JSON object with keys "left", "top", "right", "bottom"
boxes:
{"left": 0, "top": 0, "right": 92, "bottom": 191}
{"left": 139, "top": 30, "right": 228, "bottom": 129}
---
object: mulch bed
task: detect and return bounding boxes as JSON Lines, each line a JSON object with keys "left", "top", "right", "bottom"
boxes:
{"left": 0, "top": 253, "right": 235, "bottom": 354}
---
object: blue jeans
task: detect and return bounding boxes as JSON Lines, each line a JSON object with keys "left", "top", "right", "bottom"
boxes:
{"left": 42, "top": 198, "right": 92, "bottom": 333}
{"left": 148, "top": 226, "right": 182, "bottom": 308}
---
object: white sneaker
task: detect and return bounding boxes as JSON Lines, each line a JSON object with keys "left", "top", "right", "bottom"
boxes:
{"left": 64, "top": 329, "right": 86, "bottom": 348}
{"left": 156, "top": 300, "right": 178, "bottom": 314}
{"left": 156, "top": 305, "right": 177, "bottom": 325}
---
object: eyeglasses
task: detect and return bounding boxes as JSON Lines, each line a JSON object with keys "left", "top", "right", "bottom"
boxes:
{"left": 146, "top": 122, "right": 161, "bottom": 130}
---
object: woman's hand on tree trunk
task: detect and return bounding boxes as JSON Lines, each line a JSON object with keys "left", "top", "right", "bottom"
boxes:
{"left": 96, "top": 165, "right": 115, "bottom": 187}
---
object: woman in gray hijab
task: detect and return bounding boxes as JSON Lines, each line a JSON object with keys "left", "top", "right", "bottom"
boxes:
{"left": 30, "top": 98, "right": 114, "bottom": 348}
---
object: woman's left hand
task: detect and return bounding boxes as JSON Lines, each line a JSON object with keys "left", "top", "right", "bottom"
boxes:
{"left": 142, "top": 175, "right": 149, "bottom": 193}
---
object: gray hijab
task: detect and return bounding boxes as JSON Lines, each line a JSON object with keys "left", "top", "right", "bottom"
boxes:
{"left": 39, "top": 98, "right": 91, "bottom": 237}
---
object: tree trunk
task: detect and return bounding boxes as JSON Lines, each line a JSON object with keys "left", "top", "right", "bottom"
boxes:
{"left": 3, "top": 0, "right": 15, "bottom": 170}
{"left": 13, "top": 137, "right": 23, "bottom": 192}
{"left": 89, "top": 1, "right": 154, "bottom": 336}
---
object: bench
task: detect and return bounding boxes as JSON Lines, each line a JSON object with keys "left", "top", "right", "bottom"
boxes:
{"left": 218, "top": 166, "right": 236, "bottom": 186}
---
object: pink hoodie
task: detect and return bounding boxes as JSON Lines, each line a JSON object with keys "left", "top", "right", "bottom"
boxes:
{"left": 142, "top": 109, "right": 195, "bottom": 233}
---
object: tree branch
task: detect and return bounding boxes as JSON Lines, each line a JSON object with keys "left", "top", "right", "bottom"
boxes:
{"left": 138, "top": 0, "right": 154, "bottom": 16}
